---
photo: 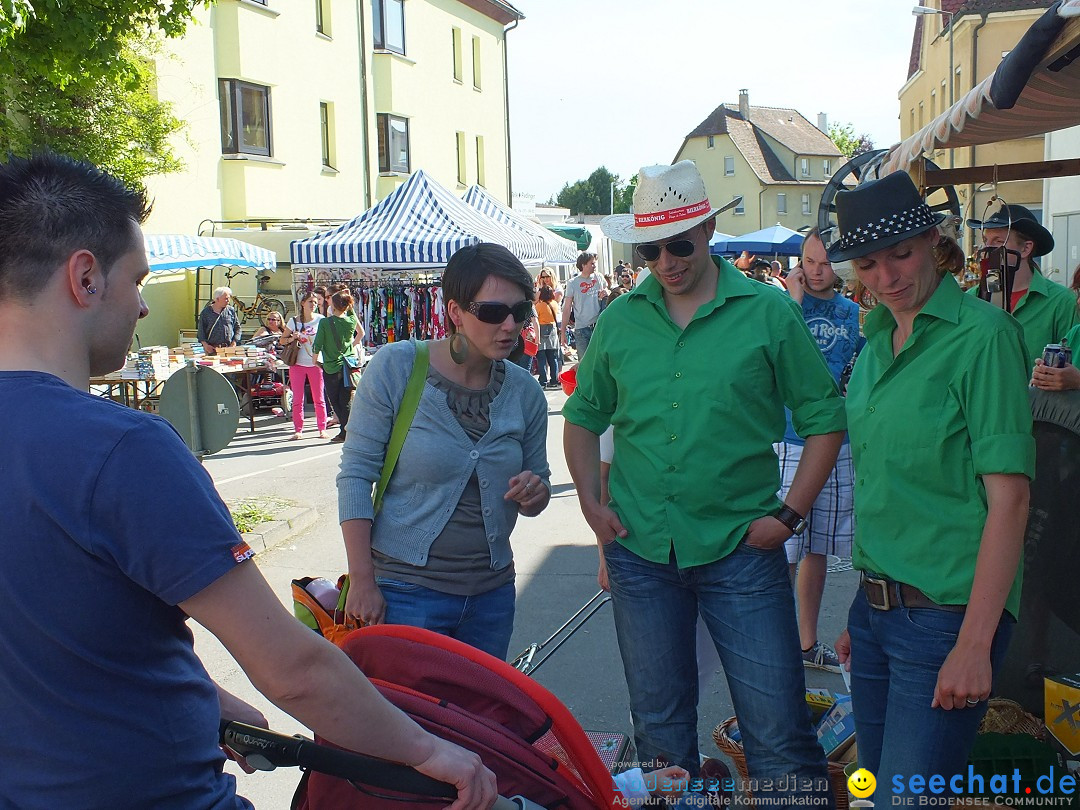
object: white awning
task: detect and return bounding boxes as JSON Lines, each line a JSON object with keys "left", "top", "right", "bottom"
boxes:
{"left": 144, "top": 234, "right": 277, "bottom": 273}
{"left": 881, "top": 1, "right": 1080, "bottom": 175}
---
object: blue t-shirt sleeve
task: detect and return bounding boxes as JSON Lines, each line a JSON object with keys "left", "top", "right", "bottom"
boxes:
{"left": 87, "top": 419, "right": 246, "bottom": 606}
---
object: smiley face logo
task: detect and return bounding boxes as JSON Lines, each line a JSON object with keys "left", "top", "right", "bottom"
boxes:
{"left": 847, "top": 768, "right": 876, "bottom": 798}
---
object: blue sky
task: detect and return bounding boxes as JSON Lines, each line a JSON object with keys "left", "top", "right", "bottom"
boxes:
{"left": 507, "top": 0, "right": 923, "bottom": 201}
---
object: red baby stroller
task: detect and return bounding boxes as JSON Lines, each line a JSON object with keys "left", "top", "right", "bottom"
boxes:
{"left": 226, "top": 624, "right": 626, "bottom": 809}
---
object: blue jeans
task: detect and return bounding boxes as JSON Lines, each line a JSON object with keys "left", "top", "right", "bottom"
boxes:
{"left": 573, "top": 326, "right": 594, "bottom": 357}
{"left": 537, "top": 347, "right": 559, "bottom": 385}
{"left": 847, "top": 588, "right": 1014, "bottom": 796}
{"left": 376, "top": 578, "right": 516, "bottom": 660}
{"left": 603, "top": 540, "right": 832, "bottom": 805}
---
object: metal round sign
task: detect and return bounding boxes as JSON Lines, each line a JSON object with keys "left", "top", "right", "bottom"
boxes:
{"left": 158, "top": 363, "right": 240, "bottom": 456}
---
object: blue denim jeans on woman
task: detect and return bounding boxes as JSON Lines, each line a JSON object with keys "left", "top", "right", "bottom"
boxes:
{"left": 847, "top": 587, "right": 1014, "bottom": 797}
{"left": 602, "top": 540, "right": 833, "bottom": 806}
{"left": 376, "top": 578, "right": 516, "bottom": 660}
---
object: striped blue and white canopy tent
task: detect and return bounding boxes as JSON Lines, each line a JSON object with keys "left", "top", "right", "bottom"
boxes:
{"left": 462, "top": 185, "right": 579, "bottom": 265}
{"left": 144, "top": 234, "right": 277, "bottom": 273}
{"left": 289, "top": 169, "right": 546, "bottom": 270}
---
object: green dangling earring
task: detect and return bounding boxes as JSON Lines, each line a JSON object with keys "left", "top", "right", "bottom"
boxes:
{"left": 449, "top": 332, "right": 469, "bottom": 365}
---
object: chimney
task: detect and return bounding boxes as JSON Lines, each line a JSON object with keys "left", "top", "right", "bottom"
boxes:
{"left": 817, "top": 112, "right": 828, "bottom": 133}
{"left": 738, "top": 89, "right": 749, "bottom": 120}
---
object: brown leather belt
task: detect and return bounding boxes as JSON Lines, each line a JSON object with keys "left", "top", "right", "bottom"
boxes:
{"left": 861, "top": 575, "right": 966, "bottom": 613}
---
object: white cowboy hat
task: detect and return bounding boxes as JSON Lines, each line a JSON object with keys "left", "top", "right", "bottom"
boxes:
{"left": 600, "top": 161, "right": 740, "bottom": 244}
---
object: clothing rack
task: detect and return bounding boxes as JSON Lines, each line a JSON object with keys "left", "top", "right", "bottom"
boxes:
{"left": 291, "top": 269, "right": 446, "bottom": 347}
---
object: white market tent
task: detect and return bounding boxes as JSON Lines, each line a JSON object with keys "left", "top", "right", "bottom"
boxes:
{"left": 144, "top": 234, "right": 277, "bottom": 273}
{"left": 289, "top": 170, "right": 546, "bottom": 270}
{"left": 461, "top": 185, "right": 580, "bottom": 265}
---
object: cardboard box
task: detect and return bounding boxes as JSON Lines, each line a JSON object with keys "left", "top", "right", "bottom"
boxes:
{"left": 1045, "top": 672, "right": 1080, "bottom": 756}
{"left": 816, "top": 694, "right": 856, "bottom": 759}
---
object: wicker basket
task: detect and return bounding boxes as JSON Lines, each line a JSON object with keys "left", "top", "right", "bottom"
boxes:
{"left": 713, "top": 717, "right": 851, "bottom": 810}
{"left": 977, "top": 698, "right": 1046, "bottom": 740}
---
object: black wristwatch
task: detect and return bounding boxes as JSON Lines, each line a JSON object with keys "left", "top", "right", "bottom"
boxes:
{"left": 775, "top": 503, "right": 808, "bottom": 535}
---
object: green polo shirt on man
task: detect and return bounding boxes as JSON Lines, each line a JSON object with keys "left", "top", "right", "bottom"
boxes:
{"left": 1064, "top": 323, "right": 1080, "bottom": 351}
{"left": 849, "top": 274, "right": 1035, "bottom": 617}
{"left": 968, "top": 268, "right": 1079, "bottom": 368}
{"left": 562, "top": 257, "right": 846, "bottom": 568}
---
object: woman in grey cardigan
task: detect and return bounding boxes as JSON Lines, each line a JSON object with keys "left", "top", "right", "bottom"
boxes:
{"left": 338, "top": 244, "right": 552, "bottom": 659}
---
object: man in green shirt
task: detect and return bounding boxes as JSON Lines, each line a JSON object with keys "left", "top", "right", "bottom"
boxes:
{"left": 967, "top": 204, "right": 1078, "bottom": 367}
{"left": 563, "top": 161, "right": 845, "bottom": 801}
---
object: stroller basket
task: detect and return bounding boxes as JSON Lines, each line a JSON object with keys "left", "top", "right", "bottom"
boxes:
{"left": 292, "top": 624, "right": 624, "bottom": 809}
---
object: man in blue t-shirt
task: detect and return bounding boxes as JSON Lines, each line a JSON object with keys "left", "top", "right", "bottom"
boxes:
{"left": 777, "top": 228, "right": 864, "bottom": 673}
{"left": 0, "top": 153, "right": 496, "bottom": 810}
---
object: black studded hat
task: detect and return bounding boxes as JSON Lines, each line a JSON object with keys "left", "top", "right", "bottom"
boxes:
{"left": 826, "top": 171, "right": 946, "bottom": 263}
{"left": 967, "top": 204, "right": 1053, "bottom": 258}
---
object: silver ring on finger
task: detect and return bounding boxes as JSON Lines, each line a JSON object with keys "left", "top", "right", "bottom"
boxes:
{"left": 965, "top": 698, "right": 980, "bottom": 705}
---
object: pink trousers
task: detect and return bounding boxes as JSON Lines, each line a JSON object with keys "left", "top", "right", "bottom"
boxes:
{"left": 289, "top": 364, "right": 327, "bottom": 433}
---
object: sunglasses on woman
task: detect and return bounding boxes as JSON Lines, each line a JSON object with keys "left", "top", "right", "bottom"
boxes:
{"left": 466, "top": 300, "right": 533, "bottom": 324}
{"left": 635, "top": 239, "right": 696, "bottom": 262}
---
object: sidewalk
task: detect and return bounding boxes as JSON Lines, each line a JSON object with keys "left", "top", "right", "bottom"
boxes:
{"left": 196, "top": 390, "right": 855, "bottom": 808}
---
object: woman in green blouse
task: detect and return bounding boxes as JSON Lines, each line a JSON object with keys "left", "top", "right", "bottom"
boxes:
{"left": 830, "top": 173, "right": 1034, "bottom": 795}
{"left": 312, "top": 289, "right": 364, "bottom": 444}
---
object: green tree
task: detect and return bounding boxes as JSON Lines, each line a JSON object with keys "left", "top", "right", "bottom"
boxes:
{"left": 828, "top": 122, "right": 876, "bottom": 160}
{"left": 0, "top": 0, "right": 207, "bottom": 187}
{"left": 556, "top": 166, "right": 632, "bottom": 216}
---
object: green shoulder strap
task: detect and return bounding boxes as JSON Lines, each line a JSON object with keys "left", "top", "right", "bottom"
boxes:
{"left": 373, "top": 340, "right": 429, "bottom": 514}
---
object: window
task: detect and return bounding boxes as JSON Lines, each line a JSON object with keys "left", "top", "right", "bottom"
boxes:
{"left": 373, "top": 0, "right": 405, "bottom": 55}
{"left": 777, "top": 193, "right": 787, "bottom": 216}
{"left": 930, "top": 90, "right": 936, "bottom": 118}
{"left": 456, "top": 131, "right": 466, "bottom": 185}
{"left": 706, "top": 135, "right": 715, "bottom": 149}
{"left": 918, "top": 101, "right": 924, "bottom": 128}
{"left": 823, "top": 159, "right": 831, "bottom": 177}
{"left": 219, "top": 79, "right": 271, "bottom": 157}
{"left": 376, "top": 113, "right": 409, "bottom": 173}
{"left": 472, "top": 37, "right": 482, "bottom": 89}
{"left": 315, "top": 0, "right": 329, "bottom": 35}
{"left": 476, "top": 135, "right": 486, "bottom": 187}
{"left": 724, "top": 156, "right": 734, "bottom": 176}
{"left": 319, "top": 102, "right": 334, "bottom": 168}
{"left": 800, "top": 158, "right": 810, "bottom": 177}
{"left": 801, "top": 194, "right": 811, "bottom": 215}
{"left": 452, "top": 28, "right": 462, "bottom": 82}
{"left": 733, "top": 196, "right": 745, "bottom": 216}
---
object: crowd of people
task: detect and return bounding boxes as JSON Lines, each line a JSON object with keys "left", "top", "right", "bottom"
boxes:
{"left": 5, "top": 150, "right": 1080, "bottom": 808}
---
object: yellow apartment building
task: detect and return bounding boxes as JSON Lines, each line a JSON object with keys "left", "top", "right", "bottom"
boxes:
{"left": 899, "top": 0, "right": 1053, "bottom": 235}
{"left": 135, "top": 0, "right": 523, "bottom": 347}
{"left": 673, "top": 90, "right": 843, "bottom": 237}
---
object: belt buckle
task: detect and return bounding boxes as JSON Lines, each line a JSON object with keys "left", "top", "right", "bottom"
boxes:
{"left": 864, "top": 576, "right": 892, "bottom": 611}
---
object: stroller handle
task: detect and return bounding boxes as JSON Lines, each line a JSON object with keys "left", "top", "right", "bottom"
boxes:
{"left": 219, "top": 721, "right": 527, "bottom": 809}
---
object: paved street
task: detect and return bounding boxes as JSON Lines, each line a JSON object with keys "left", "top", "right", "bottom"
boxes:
{"left": 197, "top": 387, "right": 856, "bottom": 809}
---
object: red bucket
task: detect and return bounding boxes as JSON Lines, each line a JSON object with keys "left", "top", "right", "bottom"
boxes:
{"left": 558, "top": 365, "right": 577, "bottom": 396}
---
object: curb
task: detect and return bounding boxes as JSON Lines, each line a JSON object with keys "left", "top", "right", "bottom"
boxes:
{"left": 242, "top": 505, "right": 318, "bottom": 553}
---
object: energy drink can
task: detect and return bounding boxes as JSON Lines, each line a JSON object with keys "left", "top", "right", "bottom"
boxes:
{"left": 1042, "top": 344, "right": 1072, "bottom": 369}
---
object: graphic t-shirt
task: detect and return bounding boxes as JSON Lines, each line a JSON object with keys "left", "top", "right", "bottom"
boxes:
{"left": 0, "top": 372, "right": 252, "bottom": 810}
{"left": 565, "top": 273, "right": 607, "bottom": 329}
{"left": 783, "top": 292, "right": 864, "bottom": 445}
